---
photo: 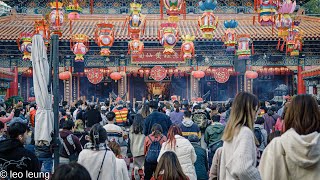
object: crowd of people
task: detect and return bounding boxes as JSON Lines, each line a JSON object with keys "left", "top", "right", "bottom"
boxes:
{"left": 0, "top": 92, "right": 319, "bottom": 180}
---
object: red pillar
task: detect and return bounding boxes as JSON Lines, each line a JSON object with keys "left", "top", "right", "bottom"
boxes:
{"left": 297, "top": 66, "right": 306, "bottom": 94}
{"left": 8, "top": 66, "right": 18, "bottom": 97}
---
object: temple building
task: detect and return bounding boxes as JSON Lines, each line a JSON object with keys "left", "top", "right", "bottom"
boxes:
{"left": 0, "top": 0, "right": 319, "bottom": 102}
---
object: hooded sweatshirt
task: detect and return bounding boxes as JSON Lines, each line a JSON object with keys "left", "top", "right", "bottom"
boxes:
{"left": 0, "top": 139, "right": 40, "bottom": 174}
{"left": 259, "top": 128, "right": 320, "bottom": 180}
{"left": 179, "top": 118, "right": 201, "bottom": 139}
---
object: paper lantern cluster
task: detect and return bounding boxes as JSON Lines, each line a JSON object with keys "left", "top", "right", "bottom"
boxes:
{"left": 49, "top": 1, "right": 64, "bottom": 36}
{"left": 254, "top": 0, "right": 277, "bottom": 26}
{"left": 223, "top": 20, "right": 238, "bottom": 52}
{"left": 158, "top": 23, "right": 179, "bottom": 55}
{"left": 276, "top": 0, "right": 296, "bottom": 40}
{"left": 95, "top": 23, "right": 115, "bottom": 56}
{"left": 66, "top": 0, "right": 82, "bottom": 21}
{"left": 181, "top": 35, "right": 195, "bottom": 60}
{"left": 236, "top": 34, "right": 253, "bottom": 60}
{"left": 70, "top": 34, "right": 89, "bottom": 62}
{"left": 16, "top": 32, "right": 33, "bottom": 61}
{"left": 198, "top": 0, "right": 218, "bottom": 39}
{"left": 284, "top": 21, "right": 303, "bottom": 56}
{"left": 163, "top": 0, "right": 184, "bottom": 22}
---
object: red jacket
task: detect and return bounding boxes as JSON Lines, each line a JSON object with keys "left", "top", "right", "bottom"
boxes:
{"left": 29, "top": 109, "right": 37, "bottom": 127}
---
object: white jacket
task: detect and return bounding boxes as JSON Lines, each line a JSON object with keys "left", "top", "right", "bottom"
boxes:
{"left": 158, "top": 135, "right": 197, "bottom": 180}
{"left": 220, "top": 126, "right": 261, "bottom": 180}
{"left": 129, "top": 126, "right": 145, "bottom": 157}
{"left": 115, "top": 158, "right": 130, "bottom": 180}
{"left": 259, "top": 128, "right": 320, "bottom": 180}
{"left": 78, "top": 148, "right": 116, "bottom": 180}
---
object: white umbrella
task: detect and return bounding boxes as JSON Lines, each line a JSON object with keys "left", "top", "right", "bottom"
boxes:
{"left": 31, "top": 34, "right": 54, "bottom": 146}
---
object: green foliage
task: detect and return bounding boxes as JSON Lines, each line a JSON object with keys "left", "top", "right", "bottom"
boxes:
{"left": 304, "top": 0, "right": 320, "bottom": 15}
{"left": 5, "top": 96, "right": 24, "bottom": 108}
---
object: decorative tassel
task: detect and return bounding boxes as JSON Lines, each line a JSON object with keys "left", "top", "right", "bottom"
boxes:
{"left": 277, "top": 39, "right": 280, "bottom": 50}
{"left": 253, "top": 16, "right": 255, "bottom": 25}
{"left": 258, "top": 14, "right": 260, "bottom": 24}
{"left": 272, "top": 23, "right": 274, "bottom": 35}
{"left": 251, "top": 42, "right": 254, "bottom": 55}
{"left": 280, "top": 41, "right": 285, "bottom": 51}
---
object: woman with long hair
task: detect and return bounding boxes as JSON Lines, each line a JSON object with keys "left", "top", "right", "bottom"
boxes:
{"left": 129, "top": 114, "right": 145, "bottom": 174}
{"left": 169, "top": 102, "right": 184, "bottom": 125}
{"left": 152, "top": 151, "right": 189, "bottom": 180}
{"left": 259, "top": 95, "right": 320, "bottom": 180}
{"left": 77, "top": 124, "right": 116, "bottom": 180}
{"left": 144, "top": 124, "right": 167, "bottom": 180}
{"left": 108, "top": 141, "right": 130, "bottom": 180}
{"left": 220, "top": 92, "right": 261, "bottom": 180}
{"left": 158, "top": 125, "right": 197, "bottom": 180}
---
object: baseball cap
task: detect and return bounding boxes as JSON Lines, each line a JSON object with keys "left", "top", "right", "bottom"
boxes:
{"left": 101, "top": 106, "right": 107, "bottom": 111}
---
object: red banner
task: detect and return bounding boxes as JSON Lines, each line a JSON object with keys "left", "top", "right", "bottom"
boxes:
{"left": 131, "top": 49, "right": 184, "bottom": 64}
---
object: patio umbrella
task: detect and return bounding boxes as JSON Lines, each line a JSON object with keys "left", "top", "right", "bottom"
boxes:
{"left": 31, "top": 34, "right": 54, "bottom": 145}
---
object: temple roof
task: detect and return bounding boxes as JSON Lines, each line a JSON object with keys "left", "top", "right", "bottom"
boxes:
{"left": 0, "top": 13, "right": 320, "bottom": 41}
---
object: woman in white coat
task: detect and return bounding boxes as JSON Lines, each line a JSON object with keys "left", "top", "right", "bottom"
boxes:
{"left": 259, "top": 95, "right": 320, "bottom": 180}
{"left": 157, "top": 125, "right": 197, "bottom": 180}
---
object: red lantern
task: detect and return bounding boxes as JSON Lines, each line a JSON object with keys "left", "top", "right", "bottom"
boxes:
{"left": 159, "top": 23, "right": 179, "bottom": 55}
{"left": 66, "top": 0, "right": 82, "bottom": 21}
{"left": 263, "top": 68, "right": 269, "bottom": 75}
{"left": 268, "top": 67, "right": 275, "bottom": 75}
{"left": 163, "top": 0, "right": 184, "bottom": 22}
{"left": 181, "top": 35, "right": 195, "bottom": 60}
{"left": 110, "top": 72, "right": 122, "bottom": 82}
{"left": 34, "top": 20, "right": 50, "bottom": 45}
{"left": 59, "top": 71, "right": 72, "bottom": 80}
{"left": 145, "top": 69, "right": 150, "bottom": 78}
{"left": 17, "top": 32, "right": 33, "bottom": 61}
{"left": 95, "top": 23, "right": 114, "bottom": 56}
{"left": 245, "top": 71, "right": 258, "bottom": 79}
{"left": 192, "top": 70, "right": 205, "bottom": 80}
{"left": 28, "top": 97, "right": 36, "bottom": 102}
{"left": 274, "top": 67, "right": 280, "bottom": 75}
{"left": 128, "top": 39, "right": 144, "bottom": 58}
{"left": 49, "top": 1, "right": 64, "bottom": 36}
{"left": 139, "top": 69, "right": 144, "bottom": 78}
{"left": 168, "top": 68, "right": 174, "bottom": 77}
{"left": 70, "top": 34, "right": 89, "bottom": 62}
{"left": 179, "top": 70, "right": 185, "bottom": 77}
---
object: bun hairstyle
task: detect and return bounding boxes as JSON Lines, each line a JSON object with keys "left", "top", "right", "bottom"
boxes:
{"left": 174, "top": 102, "right": 180, "bottom": 113}
{"left": 89, "top": 124, "right": 108, "bottom": 150}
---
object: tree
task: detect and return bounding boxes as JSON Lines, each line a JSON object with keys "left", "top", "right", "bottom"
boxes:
{"left": 303, "top": 0, "right": 320, "bottom": 15}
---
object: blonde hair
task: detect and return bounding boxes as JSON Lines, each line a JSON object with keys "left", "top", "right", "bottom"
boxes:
{"left": 222, "top": 92, "right": 259, "bottom": 142}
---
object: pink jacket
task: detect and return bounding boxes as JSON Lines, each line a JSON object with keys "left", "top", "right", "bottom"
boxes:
{"left": 274, "top": 118, "right": 284, "bottom": 132}
{"left": 0, "top": 112, "right": 14, "bottom": 130}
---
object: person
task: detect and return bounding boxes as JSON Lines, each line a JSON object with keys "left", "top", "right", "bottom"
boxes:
{"left": 274, "top": 105, "right": 287, "bottom": 132}
{"left": 0, "top": 109, "right": 14, "bottom": 130}
{"left": 179, "top": 111, "right": 201, "bottom": 139}
{"left": 188, "top": 135, "right": 208, "bottom": 180}
{"left": 192, "top": 105, "right": 208, "bottom": 133}
{"left": 103, "top": 112, "right": 123, "bottom": 144}
{"left": 72, "top": 102, "right": 81, "bottom": 121}
{"left": 129, "top": 114, "right": 145, "bottom": 171}
{"left": 267, "top": 130, "right": 281, "bottom": 144}
{"left": 113, "top": 101, "right": 129, "bottom": 127}
{"left": 170, "top": 102, "right": 184, "bottom": 125}
{"left": 263, "top": 106, "right": 280, "bottom": 135}
{"left": 0, "top": 121, "right": 6, "bottom": 141}
{"left": 254, "top": 117, "right": 268, "bottom": 166}
{"left": 144, "top": 100, "right": 172, "bottom": 136}
{"left": 73, "top": 119, "right": 89, "bottom": 147}
{"left": 205, "top": 114, "right": 225, "bottom": 168}
{"left": 209, "top": 147, "right": 222, "bottom": 180}
{"left": 7, "top": 108, "right": 28, "bottom": 126}
{"left": 144, "top": 124, "right": 167, "bottom": 180}
{"left": 108, "top": 141, "right": 130, "bottom": 180}
{"left": 259, "top": 94, "right": 320, "bottom": 180}
{"left": 59, "top": 120, "right": 82, "bottom": 164}
{"left": 100, "top": 106, "right": 108, "bottom": 126}
{"left": 158, "top": 125, "right": 197, "bottom": 180}
{"left": 52, "top": 162, "right": 91, "bottom": 180}
{"left": 29, "top": 102, "right": 37, "bottom": 128}
{"left": 152, "top": 151, "right": 189, "bottom": 180}
{"left": 220, "top": 92, "right": 261, "bottom": 180}
{"left": 0, "top": 122, "right": 40, "bottom": 174}
{"left": 78, "top": 124, "right": 117, "bottom": 180}
{"left": 140, "top": 102, "right": 150, "bottom": 119}
{"left": 164, "top": 102, "right": 171, "bottom": 116}
{"left": 85, "top": 103, "right": 102, "bottom": 128}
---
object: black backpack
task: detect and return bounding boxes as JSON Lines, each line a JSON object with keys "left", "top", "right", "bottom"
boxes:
{"left": 254, "top": 127, "right": 263, "bottom": 146}
{"left": 145, "top": 135, "right": 163, "bottom": 163}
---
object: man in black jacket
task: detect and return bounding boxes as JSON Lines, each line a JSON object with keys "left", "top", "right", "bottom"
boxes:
{"left": 144, "top": 100, "right": 172, "bottom": 136}
{"left": 0, "top": 122, "right": 40, "bottom": 177}
{"left": 85, "top": 103, "right": 102, "bottom": 128}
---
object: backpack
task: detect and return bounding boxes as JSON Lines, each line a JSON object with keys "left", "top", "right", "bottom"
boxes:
{"left": 145, "top": 135, "right": 163, "bottom": 163}
{"left": 254, "top": 127, "right": 263, "bottom": 146}
{"left": 192, "top": 113, "right": 207, "bottom": 129}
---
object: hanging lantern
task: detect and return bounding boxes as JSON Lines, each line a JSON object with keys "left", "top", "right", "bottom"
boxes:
{"left": 168, "top": 68, "right": 174, "bottom": 77}
{"left": 268, "top": 67, "right": 275, "bottom": 75}
{"left": 223, "top": 20, "right": 238, "bottom": 52}
{"left": 139, "top": 69, "right": 144, "bottom": 78}
{"left": 128, "top": 39, "right": 144, "bottom": 58}
{"left": 124, "top": 2, "right": 146, "bottom": 39}
{"left": 49, "top": 1, "right": 64, "bottom": 36}
{"left": 181, "top": 35, "right": 195, "bottom": 60}
{"left": 59, "top": 71, "right": 72, "bottom": 80}
{"left": 274, "top": 67, "right": 281, "bottom": 75}
{"left": 23, "top": 68, "right": 33, "bottom": 77}
{"left": 163, "top": 0, "right": 184, "bottom": 22}
{"left": 276, "top": 0, "right": 296, "bottom": 48}
{"left": 66, "top": 0, "right": 82, "bottom": 21}
{"left": 34, "top": 20, "right": 50, "bottom": 45}
{"left": 70, "top": 34, "right": 89, "bottom": 62}
{"left": 159, "top": 23, "right": 179, "bottom": 55}
{"left": 17, "top": 32, "right": 33, "bottom": 61}
{"left": 245, "top": 71, "right": 258, "bottom": 79}
{"left": 285, "top": 21, "right": 303, "bottom": 56}
{"left": 198, "top": 0, "right": 218, "bottom": 39}
{"left": 95, "top": 23, "right": 114, "bottom": 56}
{"left": 192, "top": 70, "right": 205, "bottom": 80}
{"left": 145, "top": 69, "right": 150, "bottom": 78}
{"left": 236, "top": 34, "right": 252, "bottom": 60}
{"left": 110, "top": 72, "right": 122, "bottom": 82}
{"left": 263, "top": 67, "right": 269, "bottom": 75}
{"left": 254, "top": 0, "right": 277, "bottom": 26}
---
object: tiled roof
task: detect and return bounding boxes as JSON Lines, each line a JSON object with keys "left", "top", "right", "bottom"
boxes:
{"left": 302, "top": 67, "right": 320, "bottom": 79}
{"left": 0, "top": 13, "right": 320, "bottom": 41}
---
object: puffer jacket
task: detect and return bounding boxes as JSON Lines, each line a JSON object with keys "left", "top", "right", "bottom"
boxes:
{"left": 158, "top": 135, "right": 197, "bottom": 180}
{"left": 204, "top": 122, "right": 225, "bottom": 147}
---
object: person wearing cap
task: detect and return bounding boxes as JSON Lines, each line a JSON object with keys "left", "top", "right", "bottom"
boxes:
{"left": 188, "top": 134, "right": 209, "bottom": 180}
{"left": 100, "top": 106, "right": 108, "bottom": 126}
{"left": 112, "top": 101, "right": 129, "bottom": 127}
